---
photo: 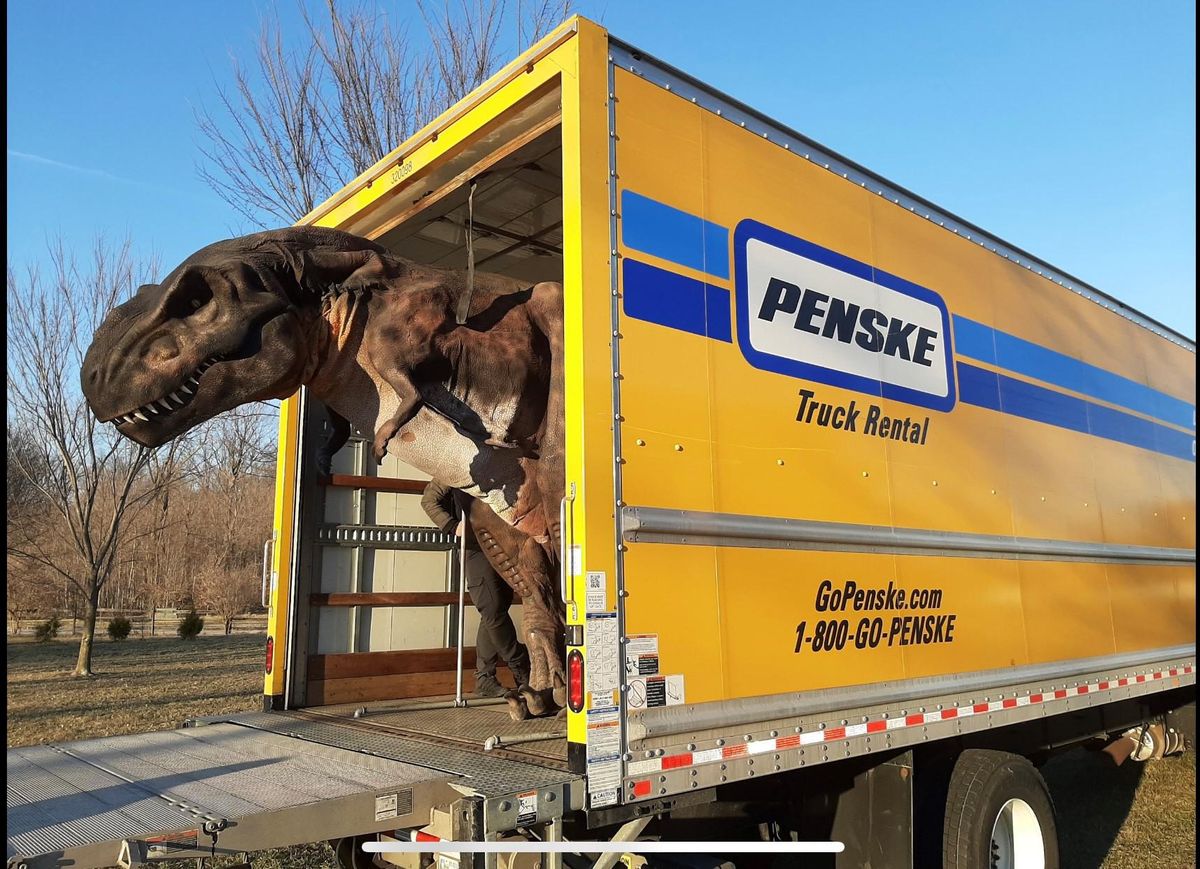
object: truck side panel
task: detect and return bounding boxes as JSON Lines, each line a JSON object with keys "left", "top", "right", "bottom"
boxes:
{"left": 611, "top": 64, "right": 1196, "bottom": 710}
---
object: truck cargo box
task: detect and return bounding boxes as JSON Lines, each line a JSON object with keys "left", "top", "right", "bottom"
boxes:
{"left": 11, "top": 15, "right": 1193, "bottom": 868}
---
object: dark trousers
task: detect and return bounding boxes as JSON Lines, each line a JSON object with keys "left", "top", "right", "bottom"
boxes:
{"left": 465, "top": 549, "right": 529, "bottom": 680}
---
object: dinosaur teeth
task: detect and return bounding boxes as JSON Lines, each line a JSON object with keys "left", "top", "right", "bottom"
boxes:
{"left": 180, "top": 384, "right": 194, "bottom": 395}
{"left": 157, "top": 399, "right": 174, "bottom": 412}
{"left": 134, "top": 411, "right": 149, "bottom": 422}
{"left": 168, "top": 391, "right": 184, "bottom": 405}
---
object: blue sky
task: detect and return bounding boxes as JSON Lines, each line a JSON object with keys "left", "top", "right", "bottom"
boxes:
{"left": 7, "top": 1, "right": 1195, "bottom": 338}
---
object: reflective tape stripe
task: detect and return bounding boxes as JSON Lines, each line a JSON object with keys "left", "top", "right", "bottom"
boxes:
{"left": 624, "top": 663, "right": 1192, "bottom": 789}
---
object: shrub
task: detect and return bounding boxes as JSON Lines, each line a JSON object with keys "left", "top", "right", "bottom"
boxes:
{"left": 177, "top": 610, "right": 205, "bottom": 639}
{"left": 107, "top": 616, "right": 132, "bottom": 641}
{"left": 34, "top": 616, "right": 62, "bottom": 643}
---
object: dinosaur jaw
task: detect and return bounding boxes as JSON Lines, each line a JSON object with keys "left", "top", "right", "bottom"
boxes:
{"left": 106, "top": 352, "right": 232, "bottom": 446}
{"left": 100, "top": 311, "right": 308, "bottom": 447}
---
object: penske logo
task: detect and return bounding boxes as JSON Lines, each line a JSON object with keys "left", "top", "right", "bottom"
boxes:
{"left": 733, "top": 221, "right": 956, "bottom": 412}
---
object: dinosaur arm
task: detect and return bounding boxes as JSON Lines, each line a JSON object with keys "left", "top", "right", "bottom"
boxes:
{"left": 370, "top": 365, "right": 423, "bottom": 463}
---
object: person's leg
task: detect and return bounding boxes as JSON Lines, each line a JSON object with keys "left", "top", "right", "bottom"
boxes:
{"left": 466, "top": 550, "right": 530, "bottom": 685}
{"left": 466, "top": 550, "right": 502, "bottom": 686}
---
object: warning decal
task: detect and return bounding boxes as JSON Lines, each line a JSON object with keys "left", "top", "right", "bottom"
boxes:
{"left": 516, "top": 790, "right": 538, "bottom": 825}
{"left": 627, "top": 674, "right": 685, "bottom": 710}
{"left": 586, "top": 706, "right": 622, "bottom": 808}
{"left": 586, "top": 612, "right": 619, "bottom": 706}
{"left": 374, "top": 793, "right": 399, "bottom": 822}
{"left": 625, "top": 634, "right": 659, "bottom": 676}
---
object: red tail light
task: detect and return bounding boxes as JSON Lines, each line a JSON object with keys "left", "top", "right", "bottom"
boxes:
{"left": 265, "top": 636, "right": 274, "bottom": 674}
{"left": 567, "top": 649, "right": 585, "bottom": 712}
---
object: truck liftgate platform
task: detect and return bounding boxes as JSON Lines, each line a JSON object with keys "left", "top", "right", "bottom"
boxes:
{"left": 7, "top": 704, "right": 579, "bottom": 868}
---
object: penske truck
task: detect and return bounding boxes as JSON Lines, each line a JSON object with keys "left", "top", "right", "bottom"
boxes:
{"left": 8, "top": 16, "right": 1195, "bottom": 869}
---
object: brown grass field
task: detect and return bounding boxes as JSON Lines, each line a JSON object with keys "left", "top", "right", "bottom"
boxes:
{"left": 7, "top": 635, "right": 1195, "bottom": 868}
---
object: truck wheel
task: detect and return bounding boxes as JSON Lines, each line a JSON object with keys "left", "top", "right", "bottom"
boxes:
{"left": 332, "top": 836, "right": 385, "bottom": 869}
{"left": 943, "top": 749, "right": 1059, "bottom": 869}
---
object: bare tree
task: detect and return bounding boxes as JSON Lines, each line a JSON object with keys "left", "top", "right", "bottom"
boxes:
{"left": 6, "top": 238, "right": 185, "bottom": 675}
{"left": 196, "top": 0, "right": 572, "bottom": 225}
{"left": 192, "top": 410, "right": 275, "bottom": 634}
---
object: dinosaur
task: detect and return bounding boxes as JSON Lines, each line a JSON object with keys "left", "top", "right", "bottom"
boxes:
{"left": 81, "top": 226, "right": 567, "bottom": 719}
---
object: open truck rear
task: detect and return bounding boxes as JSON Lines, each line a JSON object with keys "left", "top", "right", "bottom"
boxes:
{"left": 8, "top": 16, "right": 1195, "bottom": 869}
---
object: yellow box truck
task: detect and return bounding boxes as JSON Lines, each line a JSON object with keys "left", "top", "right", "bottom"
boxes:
{"left": 8, "top": 16, "right": 1194, "bottom": 869}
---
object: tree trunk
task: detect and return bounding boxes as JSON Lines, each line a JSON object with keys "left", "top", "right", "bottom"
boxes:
{"left": 73, "top": 586, "right": 100, "bottom": 676}
{"left": 225, "top": 615, "right": 234, "bottom": 636}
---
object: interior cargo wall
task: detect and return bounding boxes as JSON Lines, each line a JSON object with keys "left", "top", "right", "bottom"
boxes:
{"left": 300, "top": 124, "right": 564, "bottom": 702}
{"left": 611, "top": 67, "right": 1196, "bottom": 708}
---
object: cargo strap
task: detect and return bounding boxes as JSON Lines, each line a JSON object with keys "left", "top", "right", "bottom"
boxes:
{"left": 455, "top": 180, "right": 478, "bottom": 325}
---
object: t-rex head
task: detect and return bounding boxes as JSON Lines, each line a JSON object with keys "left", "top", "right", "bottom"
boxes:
{"left": 81, "top": 226, "right": 402, "bottom": 447}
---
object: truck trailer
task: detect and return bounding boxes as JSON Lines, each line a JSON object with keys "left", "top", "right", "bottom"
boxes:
{"left": 7, "top": 16, "right": 1195, "bottom": 869}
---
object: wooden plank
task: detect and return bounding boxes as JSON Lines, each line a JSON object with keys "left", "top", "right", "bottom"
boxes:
{"left": 323, "top": 475, "right": 428, "bottom": 494}
{"left": 311, "top": 591, "right": 522, "bottom": 607}
{"left": 310, "top": 648, "right": 475, "bottom": 680}
{"left": 311, "top": 592, "right": 467, "bottom": 607}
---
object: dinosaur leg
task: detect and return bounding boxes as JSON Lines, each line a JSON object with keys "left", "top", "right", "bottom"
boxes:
{"left": 516, "top": 535, "right": 566, "bottom": 717}
{"left": 468, "top": 498, "right": 565, "bottom": 721}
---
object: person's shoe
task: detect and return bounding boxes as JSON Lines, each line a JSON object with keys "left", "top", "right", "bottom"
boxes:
{"left": 474, "top": 673, "right": 506, "bottom": 698}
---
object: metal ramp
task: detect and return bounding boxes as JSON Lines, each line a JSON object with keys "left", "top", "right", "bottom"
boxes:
{"left": 7, "top": 711, "right": 580, "bottom": 869}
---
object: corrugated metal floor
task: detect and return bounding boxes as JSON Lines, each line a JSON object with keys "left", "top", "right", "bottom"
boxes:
{"left": 307, "top": 695, "right": 568, "bottom": 764}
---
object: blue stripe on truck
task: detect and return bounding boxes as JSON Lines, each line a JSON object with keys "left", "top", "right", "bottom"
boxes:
{"left": 958, "top": 362, "right": 1195, "bottom": 462}
{"left": 615, "top": 189, "right": 1194, "bottom": 461}
{"left": 623, "top": 258, "right": 732, "bottom": 342}
{"left": 954, "top": 315, "right": 1194, "bottom": 431}
{"left": 621, "top": 190, "right": 731, "bottom": 280}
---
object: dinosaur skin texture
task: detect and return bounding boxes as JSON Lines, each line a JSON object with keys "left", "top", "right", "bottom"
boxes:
{"left": 81, "top": 227, "right": 567, "bottom": 719}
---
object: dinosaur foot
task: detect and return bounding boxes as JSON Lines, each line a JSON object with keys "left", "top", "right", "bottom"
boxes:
{"left": 504, "top": 686, "right": 559, "bottom": 721}
{"left": 505, "top": 690, "right": 529, "bottom": 721}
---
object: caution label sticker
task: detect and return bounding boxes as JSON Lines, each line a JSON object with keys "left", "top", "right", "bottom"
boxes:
{"left": 586, "top": 612, "right": 619, "bottom": 706}
{"left": 516, "top": 790, "right": 538, "bottom": 825}
{"left": 586, "top": 705, "right": 622, "bottom": 808}
{"left": 374, "top": 792, "right": 399, "bottom": 822}
{"left": 624, "top": 634, "right": 659, "bottom": 676}
{"left": 626, "top": 674, "right": 685, "bottom": 710}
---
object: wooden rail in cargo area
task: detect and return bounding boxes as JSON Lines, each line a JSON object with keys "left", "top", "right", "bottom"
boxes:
{"left": 307, "top": 648, "right": 519, "bottom": 704}
{"left": 310, "top": 592, "right": 524, "bottom": 607}
{"left": 321, "top": 474, "right": 429, "bottom": 494}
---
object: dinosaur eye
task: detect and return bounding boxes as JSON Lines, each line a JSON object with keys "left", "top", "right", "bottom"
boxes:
{"left": 190, "top": 298, "right": 203, "bottom": 310}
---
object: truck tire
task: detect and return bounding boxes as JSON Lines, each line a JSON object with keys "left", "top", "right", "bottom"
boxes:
{"left": 943, "top": 749, "right": 1059, "bottom": 869}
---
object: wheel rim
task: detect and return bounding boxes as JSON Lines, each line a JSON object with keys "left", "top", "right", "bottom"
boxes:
{"left": 989, "top": 798, "right": 1045, "bottom": 869}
